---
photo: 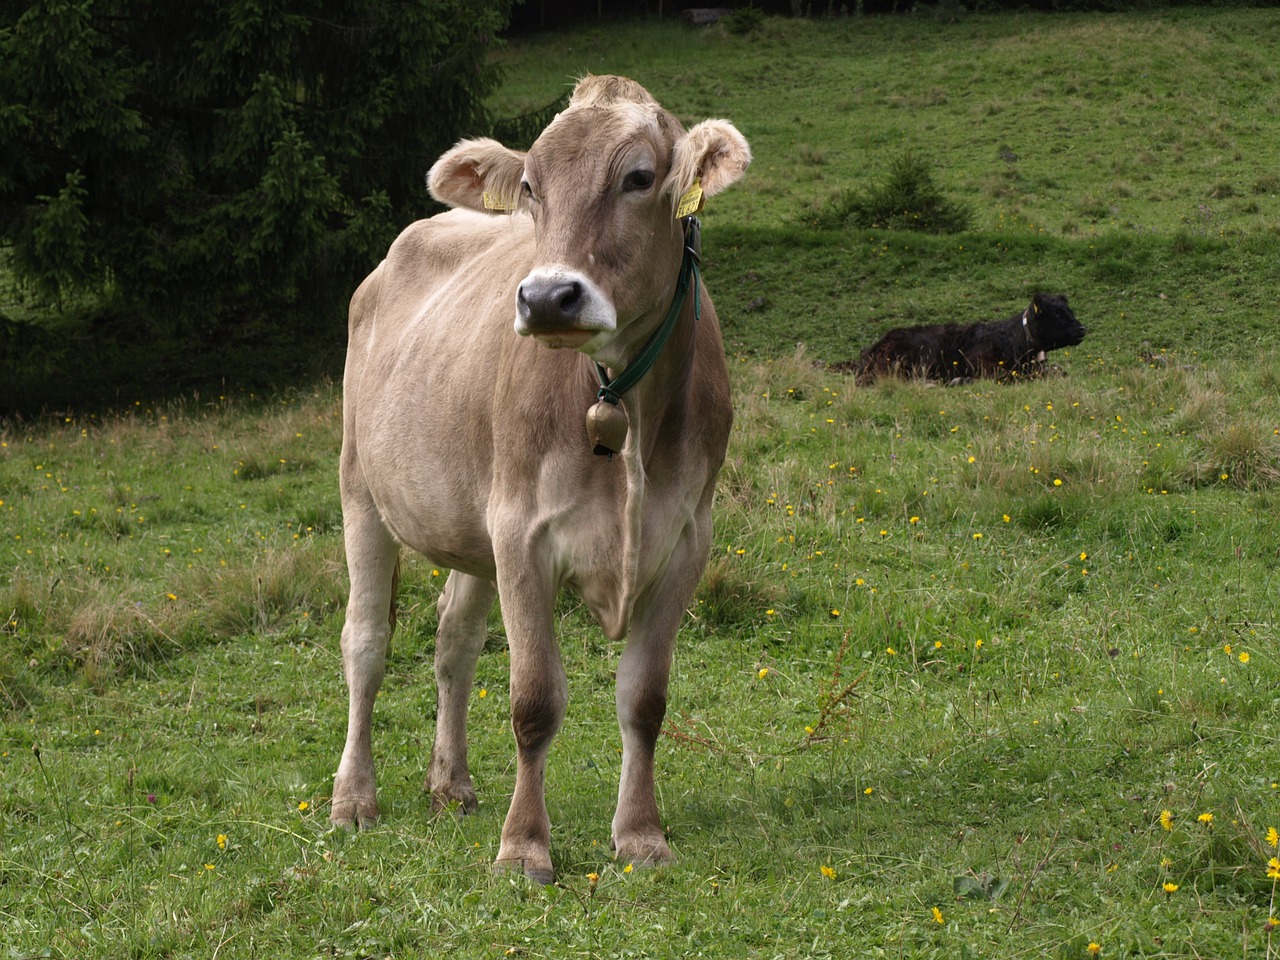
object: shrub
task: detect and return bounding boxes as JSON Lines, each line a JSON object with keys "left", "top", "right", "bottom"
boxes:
{"left": 805, "top": 153, "right": 973, "bottom": 233}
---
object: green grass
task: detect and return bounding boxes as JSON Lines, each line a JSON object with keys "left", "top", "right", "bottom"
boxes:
{"left": 6, "top": 8, "right": 1280, "bottom": 959}
{"left": 487, "top": 9, "right": 1280, "bottom": 365}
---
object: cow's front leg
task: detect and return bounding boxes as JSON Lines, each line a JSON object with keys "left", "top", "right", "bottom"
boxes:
{"left": 611, "top": 612, "right": 676, "bottom": 868}
{"left": 332, "top": 489, "right": 400, "bottom": 828}
{"left": 427, "top": 572, "right": 497, "bottom": 812}
{"left": 610, "top": 524, "right": 709, "bottom": 868}
{"left": 493, "top": 560, "right": 565, "bottom": 884}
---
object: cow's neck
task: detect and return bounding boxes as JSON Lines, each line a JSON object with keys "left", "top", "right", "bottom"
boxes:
{"left": 587, "top": 218, "right": 700, "bottom": 459}
{"left": 591, "top": 227, "right": 704, "bottom": 640}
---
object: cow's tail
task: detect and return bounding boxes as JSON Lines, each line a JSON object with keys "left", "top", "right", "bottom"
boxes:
{"left": 388, "top": 557, "right": 401, "bottom": 636}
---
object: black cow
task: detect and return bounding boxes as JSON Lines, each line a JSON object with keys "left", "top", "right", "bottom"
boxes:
{"left": 846, "top": 293, "right": 1086, "bottom": 385}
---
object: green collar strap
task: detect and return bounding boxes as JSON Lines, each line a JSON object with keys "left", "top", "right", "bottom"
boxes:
{"left": 594, "top": 217, "right": 701, "bottom": 407}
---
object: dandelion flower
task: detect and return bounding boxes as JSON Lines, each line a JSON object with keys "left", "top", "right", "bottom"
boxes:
{"left": 298, "top": 801, "right": 310, "bottom": 812}
{"left": 758, "top": 668, "right": 769, "bottom": 680}
{"left": 217, "top": 833, "right": 227, "bottom": 850}
{"left": 1267, "top": 827, "right": 1278, "bottom": 848}
{"left": 204, "top": 863, "right": 216, "bottom": 871}
{"left": 1087, "top": 944, "right": 1101, "bottom": 956}
{"left": 1240, "top": 652, "right": 1250, "bottom": 664}
{"left": 830, "top": 609, "right": 841, "bottom": 618}
{"left": 587, "top": 872, "right": 599, "bottom": 886}
{"left": 1163, "top": 882, "right": 1179, "bottom": 893}
{"left": 623, "top": 863, "right": 633, "bottom": 874}
{"left": 974, "top": 639, "right": 983, "bottom": 650}
{"left": 1198, "top": 812, "right": 1214, "bottom": 825}
{"left": 931, "top": 906, "right": 944, "bottom": 924}
{"left": 1053, "top": 478, "right": 1063, "bottom": 487}
{"left": 885, "top": 647, "right": 896, "bottom": 655}
{"left": 864, "top": 787, "right": 873, "bottom": 795}
{"left": 820, "top": 865, "right": 837, "bottom": 880}
{"left": 1159, "top": 810, "right": 1173, "bottom": 831}
{"left": 1268, "top": 857, "right": 1280, "bottom": 879}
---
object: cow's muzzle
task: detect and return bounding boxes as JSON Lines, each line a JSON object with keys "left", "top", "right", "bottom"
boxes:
{"left": 515, "top": 268, "right": 616, "bottom": 342}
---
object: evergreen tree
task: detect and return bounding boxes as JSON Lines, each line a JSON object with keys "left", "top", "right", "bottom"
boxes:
{"left": 0, "top": 0, "right": 512, "bottom": 343}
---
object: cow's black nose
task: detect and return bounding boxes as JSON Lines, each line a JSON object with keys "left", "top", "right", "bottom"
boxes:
{"left": 518, "top": 277, "right": 584, "bottom": 328}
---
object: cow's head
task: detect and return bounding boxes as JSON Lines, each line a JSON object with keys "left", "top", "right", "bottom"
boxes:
{"left": 1026, "top": 293, "right": 1087, "bottom": 351}
{"left": 428, "top": 75, "right": 750, "bottom": 366}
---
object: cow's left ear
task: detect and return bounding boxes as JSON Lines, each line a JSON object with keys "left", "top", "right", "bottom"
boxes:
{"left": 427, "top": 138, "right": 527, "bottom": 214}
{"left": 665, "top": 120, "right": 751, "bottom": 210}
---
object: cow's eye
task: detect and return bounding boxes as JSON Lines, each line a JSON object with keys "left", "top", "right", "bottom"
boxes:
{"left": 622, "top": 169, "right": 655, "bottom": 193}
{"left": 521, "top": 180, "right": 537, "bottom": 202}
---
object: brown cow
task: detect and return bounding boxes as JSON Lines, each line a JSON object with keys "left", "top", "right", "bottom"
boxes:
{"left": 330, "top": 75, "right": 750, "bottom": 884}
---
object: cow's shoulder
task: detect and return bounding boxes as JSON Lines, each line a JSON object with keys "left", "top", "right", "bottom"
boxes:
{"left": 385, "top": 209, "right": 534, "bottom": 279}
{"left": 350, "top": 210, "right": 534, "bottom": 338}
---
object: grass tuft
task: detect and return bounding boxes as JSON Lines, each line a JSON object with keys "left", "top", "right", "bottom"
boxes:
{"left": 802, "top": 153, "right": 974, "bottom": 233}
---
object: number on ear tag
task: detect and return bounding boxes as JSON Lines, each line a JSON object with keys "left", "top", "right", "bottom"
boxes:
{"left": 675, "top": 178, "right": 704, "bottom": 219}
{"left": 483, "top": 191, "right": 515, "bottom": 212}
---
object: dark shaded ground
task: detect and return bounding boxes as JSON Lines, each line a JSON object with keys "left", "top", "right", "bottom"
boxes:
{"left": 0, "top": 316, "right": 345, "bottom": 419}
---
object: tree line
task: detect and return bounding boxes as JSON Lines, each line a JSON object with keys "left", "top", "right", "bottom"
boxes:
{"left": 0, "top": 0, "right": 513, "bottom": 410}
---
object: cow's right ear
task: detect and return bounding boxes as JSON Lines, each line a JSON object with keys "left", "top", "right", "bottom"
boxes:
{"left": 665, "top": 120, "right": 751, "bottom": 212}
{"left": 427, "top": 138, "right": 527, "bottom": 213}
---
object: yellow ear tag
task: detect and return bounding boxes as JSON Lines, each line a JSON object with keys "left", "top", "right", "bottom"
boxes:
{"left": 482, "top": 191, "right": 515, "bottom": 212}
{"left": 675, "top": 178, "right": 704, "bottom": 219}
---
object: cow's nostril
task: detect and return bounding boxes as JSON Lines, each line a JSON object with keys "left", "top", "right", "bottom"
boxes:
{"left": 560, "top": 282, "right": 581, "bottom": 312}
{"left": 519, "top": 277, "right": 585, "bottom": 326}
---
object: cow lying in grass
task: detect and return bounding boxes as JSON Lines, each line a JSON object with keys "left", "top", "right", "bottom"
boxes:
{"left": 846, "top": 292, "right": 1086, "bottom": 385}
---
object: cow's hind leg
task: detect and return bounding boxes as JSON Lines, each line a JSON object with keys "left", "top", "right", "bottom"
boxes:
{"left": 427, "top": 571, "right": 497, "bottom": 812}
{"left": 332, "top": 490, "right": 400, "bottom": 828}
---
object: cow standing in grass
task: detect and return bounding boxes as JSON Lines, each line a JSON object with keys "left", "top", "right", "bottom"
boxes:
{"left": 330, "top": 75, "right": 750, "bottom": 884}
{"left": 850, "top": 292, "right": 1087, "bottom": 384}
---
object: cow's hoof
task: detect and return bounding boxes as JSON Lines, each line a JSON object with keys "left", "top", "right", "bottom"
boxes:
{"left": 329, "top": 797, "right": 379, "bottom": 830}
{"left": 613, "top": 833, "right": 674, "bottom": 869}
{"left": 494, "top": 856, "right": 555, "bottom": 886}
{"left": 427, "top": 779, "right": 479, "bottom": 815}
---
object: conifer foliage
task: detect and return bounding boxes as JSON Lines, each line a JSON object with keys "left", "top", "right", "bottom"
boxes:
{"left": 0, "top": 0, "right": 512, "bottom": 339}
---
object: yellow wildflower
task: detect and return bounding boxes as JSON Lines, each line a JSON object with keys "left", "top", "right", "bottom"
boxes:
{"left": 1159, "top": 810, "right": 1174, "bottom": 831}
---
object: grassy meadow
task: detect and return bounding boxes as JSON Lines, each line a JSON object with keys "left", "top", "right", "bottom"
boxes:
{"left": 5, "top": 7, "right": 1280, "bottom": 959}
